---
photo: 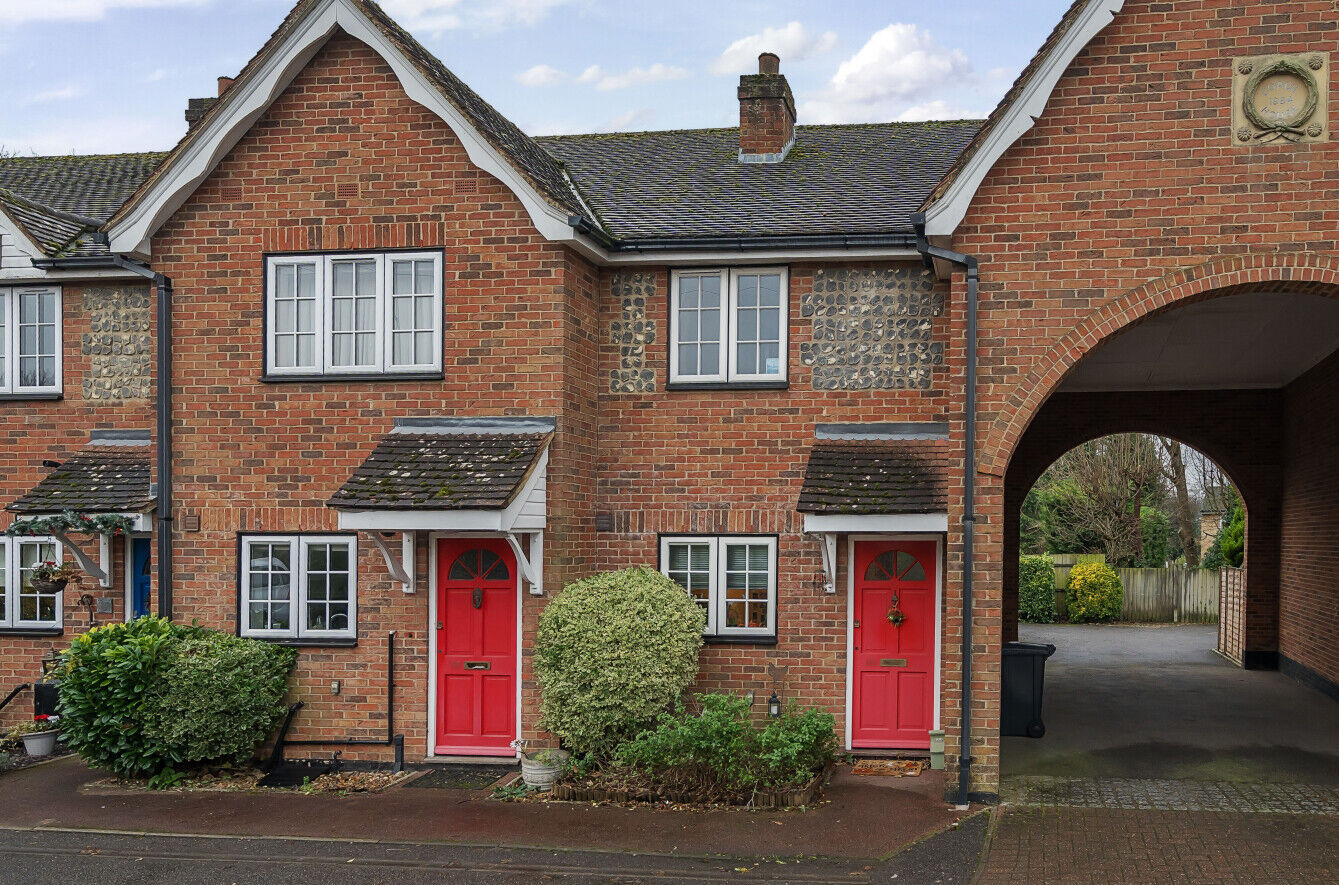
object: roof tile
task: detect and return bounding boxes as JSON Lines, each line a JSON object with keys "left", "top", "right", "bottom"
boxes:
{"left": 798, "top": 440, "right": 950, "bottom": 515}
{"left": 7, "top": 448, "right": 155, "bottom": 514}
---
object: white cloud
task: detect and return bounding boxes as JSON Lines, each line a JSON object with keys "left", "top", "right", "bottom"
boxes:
{"left": 710, "top": 21, "right": 838, "bottom": 76}
{"left": 25, "top": 85, "right": 83, "bottom": 105}
{"left": 800, "top": 23, "right": 972, "bottom": 124}
{"left": 0, "top": 0, "right": 208, "bottom": 25}
{"left": 576, "top": 62, "right": 689, "bottom": 91}
{"left": 379, "top": 0, "right": 572, "bottom": 34}
{"left": 5, "top": 115, "right": 182, "bottom": 155}
{"left": 606, "top": 108, "right": 654, "bottom": 130}
{"left": 893, "top": 100, "right": 984, "bottom": 122}
{"left": 144, "top": 67, "right": 170, "bottom": 82}
{"left": 515, "top": 64, "right": 568, "bottom": 87}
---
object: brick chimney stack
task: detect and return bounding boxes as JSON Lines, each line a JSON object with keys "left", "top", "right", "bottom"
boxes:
{"left": 738, "top": 52, "right": 796, "bottom": 163}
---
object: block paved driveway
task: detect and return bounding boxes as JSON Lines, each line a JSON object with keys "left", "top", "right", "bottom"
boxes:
{"left": 980, "top": 624, "right": 1339, "bottom": 883}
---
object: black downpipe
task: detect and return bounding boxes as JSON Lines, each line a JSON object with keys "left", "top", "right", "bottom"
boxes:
{"left": 0, "top": 684, "right": 29, "bottom": 714}
{"left": 912, "top": 213, "right": 979, "bottom": 807}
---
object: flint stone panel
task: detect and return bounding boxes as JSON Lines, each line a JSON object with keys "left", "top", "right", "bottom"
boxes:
{"left": 609, "top": 271, "right": 657, "bottom": 393}
{"left": 81, "top": 286, "right": 153, "bottom": 401}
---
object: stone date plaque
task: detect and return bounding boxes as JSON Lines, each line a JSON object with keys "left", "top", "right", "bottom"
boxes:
{"left": 1232, "top": 52, "right": 1329, "bottom": 144}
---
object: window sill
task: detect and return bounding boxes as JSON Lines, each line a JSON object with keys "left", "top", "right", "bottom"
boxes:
{"left": 705, "top": 635, "right": 778, "bottom": 647}
{"left": 666, "top": 380, "right": 789, "bottom": 392}
{"left": 250, "top": 637, "right": 359, "bottom": 648}
{"left": 0, "top": 392, "right": 63, "bottom": 402}
{"left": 0, "top": 627, "right": 63, "bottom": 637}
{"left": 260, "top": 372, "right": 445, "bottom": 384}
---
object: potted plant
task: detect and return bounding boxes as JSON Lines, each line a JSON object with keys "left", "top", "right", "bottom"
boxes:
{"left": 13, "top": 715, "right": 59, "bottom": 757}
{"left": 513, "top": 739, "right": 570, "bottom": 791}
{"left": 30, "top": 561, "right": 79, "bottom": 594}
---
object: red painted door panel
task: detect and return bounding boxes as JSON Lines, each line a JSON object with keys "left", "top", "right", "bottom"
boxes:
{"left": 852, "top": 541, "right": 937, "bottom": 749}
{"left": 436, "top": 538, "right": 517, "bottom": 755}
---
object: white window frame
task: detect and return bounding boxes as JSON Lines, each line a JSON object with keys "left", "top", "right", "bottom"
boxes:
{"left": 0, "top": 286, "right": 63, "bottom": 395}
{"left": 264, "top": 252, "right": 442, "bottom": 377}
{"left": 660, "top": 535, "right": 777, "bottom": 638}
{"left": 0, "top": 536, "right": 64, "bottom": 630}
{"left": 669, "top": 268, "right": 787, "bottom": 385}
{"left": 239, "top": 534, "right": 358, "bottom": 641}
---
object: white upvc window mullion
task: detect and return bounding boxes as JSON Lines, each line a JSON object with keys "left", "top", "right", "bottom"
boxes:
{"left": 661, "top": 535, "right": 776, "bottom": 638}
{"left": 0, "top": 538, "right": 9, "bottom": 628}
{"left": 297, "top": 536, "right": 357, "bottom": 640}
{"left": 385, "top": 252, "right": 443, "bottom": 373}
{"left": 0, "top": 287, "right": 9, "bottom": 393}
{"left": 6, "top": 537, "right": 63, "bottom": 629}
{"left": 669, "top": 270, "right": 727, "bottom": 383}
{"left": 726, "top": 269, "right": 787, "bottom": 382}
{"left": 0, "top": 286, "right": 62, "bottom": 395}
{"left": 241, "top": 534, "right": 357, "bottom": 641}
{"left": 325, "top": 254, "right": 383, "bottom": 374}
{"left": 267, "top": 258, "right": 323, "bottom": 375}
{"left": 241, "top": 535, "right": 299, "bottom": 639}
{"left": 661, "top": 536, "right": 718, "bottom": 635}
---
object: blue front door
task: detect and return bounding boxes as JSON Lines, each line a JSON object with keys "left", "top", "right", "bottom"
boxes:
{"left": 131, "top": 537, "right": 152, "bottom": 619}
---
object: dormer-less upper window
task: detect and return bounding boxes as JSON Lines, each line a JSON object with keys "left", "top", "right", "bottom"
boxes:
{"left": 0, "top": 286, "right": 61, "bottom": 396}
{"left": 264, "top": 251, "right": 443, "bottom": 378}
{"left": 669, "top": 268, "right": 787, "bottom": 386}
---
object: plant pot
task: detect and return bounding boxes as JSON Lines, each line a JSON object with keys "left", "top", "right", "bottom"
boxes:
{"left": 520, "top": 750, "right": 570, "bottom": 791}
{"left": 21, "top": 730, "right": 58, "bottom": 757}
{"left": 30, "top": 579, "right": 67, "bottom": 594}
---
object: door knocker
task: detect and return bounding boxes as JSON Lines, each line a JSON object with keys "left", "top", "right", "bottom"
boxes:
{"left": 886, "top": 593, "right": 906, "bottom": 627}
{"left": 472, "top": 588, "right": 484, "bottom": 609}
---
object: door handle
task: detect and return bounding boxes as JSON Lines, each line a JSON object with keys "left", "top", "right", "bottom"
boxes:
{"left": 464, "top": 661, "right": 491, "bottom": 670}
{"left": 472, "top": 588, "right": 483, "bottom": 609}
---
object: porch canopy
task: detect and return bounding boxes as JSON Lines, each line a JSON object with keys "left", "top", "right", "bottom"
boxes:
{"left": 798, "top": 423, "right": 950, "bottom": 593}
{"left": 6, "top": 429, "right": 156, "bottom": 588}
{"left": 327, "top": 416, "right": 553, "bottom": 594}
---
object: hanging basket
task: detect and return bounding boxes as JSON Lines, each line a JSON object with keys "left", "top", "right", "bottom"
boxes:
{"left": 30, "top": 578, "right": 67, "bottom": 594}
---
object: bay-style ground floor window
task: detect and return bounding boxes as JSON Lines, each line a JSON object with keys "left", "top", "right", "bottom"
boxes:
{"left": 0, "top": 537, "right": 62, "bottom": 630}
{"left": 239, "top": 534, "right": 357, "bottom": 642}
{"left": 659, "top": 535, "right": 777, "bottom": 638}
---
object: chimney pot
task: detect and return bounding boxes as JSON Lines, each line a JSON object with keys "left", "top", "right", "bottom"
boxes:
{"left": 217, "top": 76, "right": 235, "bottom": 97}
{"left": 737, "top": 52, "right": 795, "bottom": 163}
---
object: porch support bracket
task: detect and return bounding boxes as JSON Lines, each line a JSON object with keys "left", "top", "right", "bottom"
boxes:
{"left": 49, "top": 529, "right": 112, "bottom": 588}
{"left": 368, "top": 531, "right": 415, "bottom": 594}
{"left": 812, "top": 533, "right": 838, "bottom": 594}
{"left": 504, "top": 531, "right": 544, "bottom": 597}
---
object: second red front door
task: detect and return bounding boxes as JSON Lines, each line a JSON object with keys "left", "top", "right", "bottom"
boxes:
{"left": 851, "top": 540, "right": 937, "bottom": 749}
{"left": 436, "top": 538, "right": 517, "bottom": 755}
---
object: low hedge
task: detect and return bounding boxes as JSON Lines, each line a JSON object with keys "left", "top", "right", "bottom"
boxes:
{"left": 1018, "top": 555, "right": 1056, "bottom": 623}
{"left": 1065, "top": 562, "right": 1124, "bottom": 623}
{"left": 58, "top": 618, "right": 295, "bottom": 783}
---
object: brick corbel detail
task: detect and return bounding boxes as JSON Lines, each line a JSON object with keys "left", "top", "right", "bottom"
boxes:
{"left": 260, "top": 222, "right": 446, "bottom": 253}
{"left": 980, "top": 251, "right": 1339, "bottom": 478}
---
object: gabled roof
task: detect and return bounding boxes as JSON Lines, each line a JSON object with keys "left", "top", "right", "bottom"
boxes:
{"left": 8, "top": 443, "right": 155, "bottom": 515}
{"left": 539, "top": 121, "right": 980, "bottom": 244}
{"left": 918, "top": 0, "right": 1125, "bottom": 237}
{"left": 108, "top": 0, "right": 586, "bottom": 257}
{"left": 0, "top": 153, "right": 165, "bottom": 256}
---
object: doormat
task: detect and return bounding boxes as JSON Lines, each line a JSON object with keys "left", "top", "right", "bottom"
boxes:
{"left": 851, "top": 759, "right": 925, "bottom": 777}
{"left": 405, "top": 764, "right": 516, "bottom": 791}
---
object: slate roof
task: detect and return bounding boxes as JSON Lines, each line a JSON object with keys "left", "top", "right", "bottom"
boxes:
{"left": 329, "top": 430, "right": 551, "bottom": 510}
{"left": 920, "top": 0, "right": 1090, "bottom": 212}
{"left": 7, "top": 448, "right": 155, "bottom": 514}
{"left": 798, "top": 441, "right": 950, "bottom": 515}
{"left": 538, "top": 122, "right": 982, "bottom": 243}
{"left": 0, "top": 153, "right": 165, "bottom": 256}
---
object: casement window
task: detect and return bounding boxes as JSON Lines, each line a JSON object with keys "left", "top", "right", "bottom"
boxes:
{"left": 660, "top": 535, "right": 777, "bottom": 638}
{"left": 0, "top": 537, "right": 62, "bottom": 630}
{"left": 265, "top": 252, "right": 442, "bottom": 377}
{"left": 240, "top": 535, "right": 357, "bottom": 641}
{"left": 669, "top": 269, "right": 786, "bottom": 384}
{"left": 0, "top": 286, "right": 61, "bottom": 395}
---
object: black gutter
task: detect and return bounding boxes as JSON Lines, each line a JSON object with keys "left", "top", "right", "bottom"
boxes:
{"left": 911, "top": 212, "right": 978, "bottom": 808}
{"left": 33, "top": 252, "right": 174, "bottom": 620}
{"left": 566, "top": 215, "right": 918, "bottom": 253}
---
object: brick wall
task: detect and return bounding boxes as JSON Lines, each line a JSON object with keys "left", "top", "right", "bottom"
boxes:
{"left": 951, "top": 0, "right": 1339, "bottom": 795}
{"left": 0, "top": 281, "right": 155, "bottom": 731}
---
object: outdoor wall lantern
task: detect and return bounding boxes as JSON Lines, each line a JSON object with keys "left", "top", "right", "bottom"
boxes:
{"left": 768, "top": 692, "right": 781, "bottom": 718}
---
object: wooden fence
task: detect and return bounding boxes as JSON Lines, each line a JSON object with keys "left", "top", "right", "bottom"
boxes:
{"left": 1115, "top": 568, "right": 1220, "bottom": 623}
{"left": 1217, "top": 567, "right": 1246, "bottom": 663}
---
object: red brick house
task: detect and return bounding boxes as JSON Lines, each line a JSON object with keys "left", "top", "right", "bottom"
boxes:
{"left": 4, "top": 0, "right": 1339, "bottom": 805}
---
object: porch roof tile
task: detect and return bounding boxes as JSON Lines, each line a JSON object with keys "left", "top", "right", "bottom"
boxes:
{"left": 798, "top": 440, "right": 950, "bottom": 515}
{"left": 7, "top": 449, "right": 155, "bottom": 514}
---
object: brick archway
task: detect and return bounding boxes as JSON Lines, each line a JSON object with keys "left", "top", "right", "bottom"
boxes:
{"left": 981, "top": 252, "right": 1339, "bottom": 479}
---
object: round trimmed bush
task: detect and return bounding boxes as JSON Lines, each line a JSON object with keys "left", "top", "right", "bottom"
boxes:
{"left": 58, "top": 617, "right": 295, "bottom": 780}
{"left": 535, "top": 568, "right": 704, "bottom": 758}
{"left": 1065, "top": 562, "right": 1124, "bottom": 623}
{"left": 1018, "top": 555, "right": 1056, "bottom": 623}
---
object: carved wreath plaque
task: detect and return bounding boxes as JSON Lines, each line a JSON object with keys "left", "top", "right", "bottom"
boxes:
{"left": 1232, "top": 52, "right": 1329, "bottom": 144}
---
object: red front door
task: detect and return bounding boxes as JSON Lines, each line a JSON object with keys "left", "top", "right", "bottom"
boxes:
{"left": 852, "top": 540, "right": 937, "bottom": 749}
{"left": 436, "top": 538, "right": 518, "bottom": 755}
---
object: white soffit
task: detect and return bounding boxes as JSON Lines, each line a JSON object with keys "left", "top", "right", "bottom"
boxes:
{"left": 803, "top": 513, "right": 949, "bottom": 534}
{"left": 922, "top": 0, "right": 1126, "bottom": 238}
{"left": 1059, "top": 292, "right": 1339, "bottom": 392}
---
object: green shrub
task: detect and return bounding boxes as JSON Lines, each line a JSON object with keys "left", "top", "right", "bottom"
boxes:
{"left": 616, "top": 693, "right": 837, "bottom": 798}
{"left": 141, "top": 632, "right": 295, "bottom": 766}
{"left": 1018, "top": 555, "right": 1056, "bottom": 623}
{"left": 1066, "top": 562, "right": 1124, "bottom": 623}
{"left": 535, "top": 568, "right": 704, "bottom": 758}
{"left": 1220, "top": 504, "right": 1245, "bottom": 568}
{"left": 57, "top": 617, "right": 295, "bottom": 780}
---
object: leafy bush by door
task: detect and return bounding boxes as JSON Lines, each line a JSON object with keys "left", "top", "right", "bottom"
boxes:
{"left": 1065, "top": 562, "right": 1124, "bottom": 622}
{"left": 1018, "top": 555, "right": 1057, "bottom": 623}
{"left": 57, "top": 617, "right": 295, "bottom": 782}
{"left": 535, "top": 568, "right": 704, "bottom": 758}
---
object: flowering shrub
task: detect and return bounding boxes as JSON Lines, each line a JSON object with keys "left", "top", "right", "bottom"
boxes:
{"left": 1065, "top": 562, "right": 1124, "bottom": 622}
{"left": 1018, "top": 555, "right": 1057, "bottom": 623}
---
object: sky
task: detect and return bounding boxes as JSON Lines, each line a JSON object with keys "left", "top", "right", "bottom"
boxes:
{"left": 0, "top": 0, "right": 1074, "bottom": 156}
